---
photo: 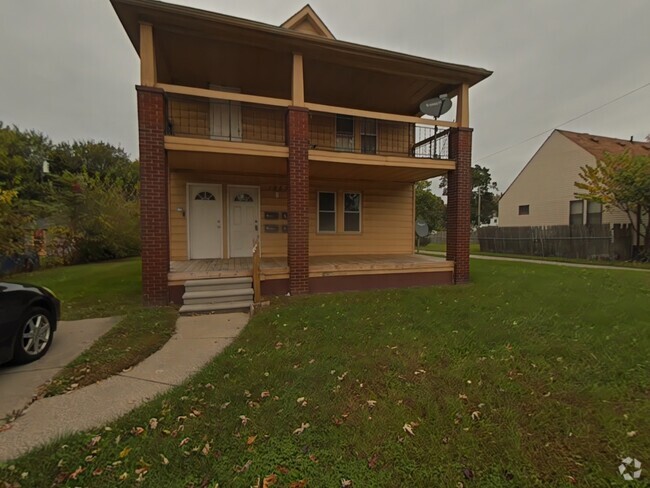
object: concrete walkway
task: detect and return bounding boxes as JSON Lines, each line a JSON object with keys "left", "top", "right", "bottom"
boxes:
{"left": 0, "top": 317, "right": 118, "bottom": 420}
{"left": 421, "top": 251, "right": 650, "bottom": 272}
{"left": 0, "top": 312, "right": 248, "bottom": 461}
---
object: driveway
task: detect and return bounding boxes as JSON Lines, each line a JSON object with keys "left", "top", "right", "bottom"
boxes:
{"left": 0, "top": 317, "right": 118, "bottom": 419}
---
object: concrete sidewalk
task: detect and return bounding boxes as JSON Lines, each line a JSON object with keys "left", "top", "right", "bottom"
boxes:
{"left": 0, "top": 313, "right": 248, "bottom": 461}
{"left": 421, "top": 251, "right": 650, "bottom": 272}
{"left": 0, "top": 317, "right": 118, "bottom": 420}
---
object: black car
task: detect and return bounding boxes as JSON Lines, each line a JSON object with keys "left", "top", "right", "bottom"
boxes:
{"left": 0, "top": 282, "right": 61, "bottom": 365}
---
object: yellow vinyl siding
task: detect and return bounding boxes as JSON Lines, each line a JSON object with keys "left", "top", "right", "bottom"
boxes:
{"left": 170, "top": 170, "right": 414, "bottom": 260}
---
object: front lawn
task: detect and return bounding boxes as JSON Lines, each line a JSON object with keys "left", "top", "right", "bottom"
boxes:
{"left": 3, "top": 260, "right": 649, "bottom": 487}
{"left": 8, "top": 258, "right": 142, "bottom": 320}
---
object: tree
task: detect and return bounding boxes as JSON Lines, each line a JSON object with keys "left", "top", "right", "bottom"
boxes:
{"left": 415, "top": 180, "right": 446, "bottom": 232}
{"left": 439, "top": 164, "right": 499, "bottom": 225}
{"left": 575, "top": 150, "right": 650, "bottom": 253}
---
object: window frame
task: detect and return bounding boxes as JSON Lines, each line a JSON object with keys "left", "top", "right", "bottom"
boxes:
{"left": 359, "top": 118, "right": 377, "bottom": 155}
{"left": 569, "top": 200, "right": 584, "bottom": 225}
{"left": 343, "top": 191, "right": 363, "bottom": 233}
{"left": 335, "top": 115, "right": 355, "bottom": 152}
{"left": 586, "top": 201, "right": 602, "bottom": 225}
{"left": 518, "top": 205, "right": 530, "bottom": 216}
{"left": 317, "top": 191, "right": 337, "bottom": 234}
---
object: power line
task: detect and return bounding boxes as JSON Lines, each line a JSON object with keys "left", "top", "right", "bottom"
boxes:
{"left": 476, "top": 81, "right": 650, "bottom": 162}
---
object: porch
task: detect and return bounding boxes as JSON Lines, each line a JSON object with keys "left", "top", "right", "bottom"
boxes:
{"left": 168, "top": 254, "right": 454, "bottom": 299}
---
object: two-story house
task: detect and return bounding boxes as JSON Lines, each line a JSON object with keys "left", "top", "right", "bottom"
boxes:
{"left": 110, "top": 0, "right": 492, "bottom": 312}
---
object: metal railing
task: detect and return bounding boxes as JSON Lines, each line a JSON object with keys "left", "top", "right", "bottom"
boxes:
{"left": 165, "top": 94, "right": 286, "bottom": 146}
{"left": 308, "top": 112, "right": 449, "bottom": 159}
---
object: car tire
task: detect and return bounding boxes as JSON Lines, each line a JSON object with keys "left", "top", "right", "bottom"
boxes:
{"left": 11, "top": 306, "right": 55, "bottom": 365}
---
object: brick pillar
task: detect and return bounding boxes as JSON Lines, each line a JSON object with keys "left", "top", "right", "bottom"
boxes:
{"left": 136, "top": 85, "right": 169, "bottom": 305}
{"left": 446, "top": 128, "right": 473, "bottom": 283}
{"left": 287, "top": 107, "right": 310, "bottom": 295}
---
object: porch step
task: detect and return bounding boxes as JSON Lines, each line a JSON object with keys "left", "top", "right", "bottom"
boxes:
{"left": 179, "top": 300, "right": 253, "bottom": 315}
{"left": 182, "top": 288, "right": 254, "bottom": 305}
{"left": 184, "top": 277, "right": 252, "bottom": 292}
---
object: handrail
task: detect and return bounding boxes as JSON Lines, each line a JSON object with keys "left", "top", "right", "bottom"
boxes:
{"left": 252, "top": 238, "right": 261, "bottom": 303}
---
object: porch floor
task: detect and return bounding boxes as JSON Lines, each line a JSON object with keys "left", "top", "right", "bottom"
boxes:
{"left": 169, "top": 253, "right": 453, "bottom": 283}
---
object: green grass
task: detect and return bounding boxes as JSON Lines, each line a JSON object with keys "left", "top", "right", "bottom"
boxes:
{"left": 2, "top": 260, "right": 649, "bottom": 487}
{"left": 7, "top": 258, "right": 143, "bottom": 320}
{"left": 40, "top": 307, "right": 178, "bottom": 397}
{"left": 424, "top": 243, "right": 650, "bottom": 270}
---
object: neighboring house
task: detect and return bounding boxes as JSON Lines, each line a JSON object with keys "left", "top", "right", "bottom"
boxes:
{"left": 499, "top": 130, "right": 650, "bottom": 232}
{"left": 110, "top": 0, "right": 491, "bottom": 309}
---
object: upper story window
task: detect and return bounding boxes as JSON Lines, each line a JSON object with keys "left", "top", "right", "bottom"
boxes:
{"left": 344, "top": 192, "right": 362, "bottom": 232}
{"left": 569, "top": 200, "right": 584, "bottom": 225}
{"left": 518, "top": 205, "right": 530, "bottom": 216}
{"left": 586, "top": 201, "right": 602, "bottom": 225}
{"left": 335, "top": 115, "right": 354, "bottom": 152}
{"left": 317, "top": 191, "right": 336, "bottom": 232}
{"left": 359, "top": 119, "right": 377, "bottom": 154}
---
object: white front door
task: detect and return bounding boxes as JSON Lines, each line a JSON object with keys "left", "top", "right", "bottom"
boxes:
{"left": 228, "top": 186, "right": 260, "bottom": 258}
{"left": 188, "top": 184, "right": 223, "bottom": 259}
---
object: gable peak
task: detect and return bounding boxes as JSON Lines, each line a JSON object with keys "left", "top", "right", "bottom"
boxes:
{"left": 281, "top": 4, "right": 335, "bottom": 39}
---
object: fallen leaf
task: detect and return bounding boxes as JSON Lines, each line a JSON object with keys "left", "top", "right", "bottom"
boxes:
{"left": 627, "top": 430, "right": 637, "bottom": 437}
{"left": 201, "top": 442, "right": 211, "bottom": 456}
{"left": 234, "top": 460, "right": 252, "bottom": 473}
{"left": 191, "top": 408, "right": 202, "bottom": 417}
{"left": 92, "top": 468, "right": 103, "bottom": 476}
{"left": 338, "top": 372, "right": 348, "bottom": 381}
{"left": 261, "top": 391, "right": 271, "bottom": 398}
{"left": 220, "top": 402, "right": 231, "bottom": 409}
{"left": 119, "top": 472, "right": 128, "bottom": 481}
{"left": 403, "top": 423, "right": 416, "bottom": 436}
{"left": 239, "top": 415, "right": 250, "bottom": 426}
{"left": 293, "top": 422, "right": 310, "bottom": 435}
{"left": 89, "top": 435, "right": 102, "bottom": 447}
{"left": 368, "top": 453, "right": 379, "bottom": 469}
{"left": 119, "top": 447, "right": 132, "bottom": 459}
{"left": 149, "top": 418, "right": 158, "bottom": 430}
{"left": 160, "top": 454, "right": 169, "bottom": 465}
{"left": 309, "top": 454, "right": 319, "bottom": 463}
{"left": 179, "top": 437, "right": 190, "bottom": 447}
{"left": 68, "top": 466, "right": 85, "bottom": 480}
{"left": 263, "top": 473, "right": 278, "bottom": 487}
{"left": 463, "top": 468, "right": 474, "bottom": 480}
{"left": 131, "top": 426, "right": 145, "bottom": 436}
{"left": 341, "top": 479, "right": 352, "bottom": 487}
{"left": 471, "top": 411, "right": 481, "bottom": 421}
{"left": 276, "top": 465, "right": 289, "bottom": 475}
{"left": 247, "top": 435, "right": 257, "bottom": 446}
{"left": 289, "top": 480, "right": 308, "bottom": 488}
{"left": 458, "top": 393, "right": 468, "bottom": 401}
{"left": 367, "top": 400, "right": 377, "bottom": 408}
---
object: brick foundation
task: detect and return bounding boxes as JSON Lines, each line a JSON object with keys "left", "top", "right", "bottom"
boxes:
{"left": 446, "top": 128, "right": 473, "bottom": 283}
{"left": 137, "top": 85, "right": 169, "bottom": 305}
{"left": 287, "top": 107, "right": 310, "bottom": 295}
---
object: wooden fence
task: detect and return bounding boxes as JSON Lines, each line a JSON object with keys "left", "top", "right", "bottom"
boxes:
{"left": 477, "top": 224, "right": 633, "bottom": 259}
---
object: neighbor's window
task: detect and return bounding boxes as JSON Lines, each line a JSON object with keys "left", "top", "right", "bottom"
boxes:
{"left": 586, "top": 201, "right": 602, "bottom": 225}
{"left": 317, "top": 191, "right": 336, "bottom": 232}
{"left": 360, "top": 119, "right": 377, "bottom": 154}
{"left": 569, "top": 200, "right": 584, "bottom": 225}
{"left": 518, "top": 205, "right": 530, "bottom": 216}
{"left": 335, "top": 115, "right": 354, "bottom": 152}
{"left": 344, "top": 192, "right": 362, "bottom": 232}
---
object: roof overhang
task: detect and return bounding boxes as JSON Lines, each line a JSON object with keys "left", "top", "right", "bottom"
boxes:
{"left": 111, "top": 0, "right": 492, "bottom": 114}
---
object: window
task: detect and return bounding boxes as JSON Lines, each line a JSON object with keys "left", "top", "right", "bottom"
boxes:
{"left": 569, "top": 200, "right": 584, "bottom": 225}
{"left": 195, "top": 191, "right": 216, "bottom": 201}
{"left": 233, "top": 193, "right": 254, "bottom": 202}
{"left": 518, "top": 205, "right": 530, "bottom": 216}
{"left": 586, "top": 201, "right": 602, "bottom": 225}
{"left": 344, "top": 192, "right": 362, "bottom": 232}
{"left": 360, "top": 119, "right": 377, "bottom": 154}
{"left": 317, "top": 192, "right": 336, "bottom": 232}
{"left": 335, "top": 115, "right": 354, "bottom": 152}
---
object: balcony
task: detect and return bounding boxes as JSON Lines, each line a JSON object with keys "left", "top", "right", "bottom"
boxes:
{"left": 164, "top": 92, "right": 450, "bottom": 161}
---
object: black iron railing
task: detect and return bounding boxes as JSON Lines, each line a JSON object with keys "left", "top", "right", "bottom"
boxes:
{"left": 165, "top": 94, "right": 286, "bottom": 146}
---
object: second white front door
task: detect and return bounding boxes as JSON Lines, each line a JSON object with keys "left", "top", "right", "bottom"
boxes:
{"left": 228, "top": 186, "right": 259, "bottom": 257}
{"left": 188, "top": 184, "right": 223, "bottom": 259}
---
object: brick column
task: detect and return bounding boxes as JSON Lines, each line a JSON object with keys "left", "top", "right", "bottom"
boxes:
{"left": 446, "top": 127, "right": 473, "bottom": 283}
{"left": 287, "top": 107, "right": 310, "bottom": 295}
{"left": 136, "top": 85, "right": 169, "bottom": 305}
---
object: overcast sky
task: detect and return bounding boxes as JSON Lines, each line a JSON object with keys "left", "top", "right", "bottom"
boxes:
{"left": 1, "top": 0, "right": 649, "bottom": 193}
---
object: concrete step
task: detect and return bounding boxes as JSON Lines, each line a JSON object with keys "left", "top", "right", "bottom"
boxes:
{"left": 179, "top": 300, "right": 253, "bottom": 315}
{"left": 183, "top": 288, "right": 254, "bottom": 305}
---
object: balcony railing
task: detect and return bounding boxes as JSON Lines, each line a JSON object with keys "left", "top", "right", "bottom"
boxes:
{"left": 164, "top": 93, "right": 450, "bottom": 160}
{"left": 165, "top": 94, "right": 286, "bottom": 146}
{"left": 309, "top": 112, "right": 449, "bottom": 160}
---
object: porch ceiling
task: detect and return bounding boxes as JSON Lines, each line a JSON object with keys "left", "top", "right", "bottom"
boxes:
{"left": 167, "top": 151, "right": 287, "bottom": 176}
{"left": 111, "top": 0, "right": 492, "bottom": 115}
{"left": 309, "top": 160, "right": 448, "bottom": 183}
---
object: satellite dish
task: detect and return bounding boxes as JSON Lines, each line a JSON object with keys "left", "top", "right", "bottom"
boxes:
{"left": 415, "top": 220, "right": 429, "bottom": 238}
{"left": 419, "top": 94, "right": 452, "bottom": 118}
